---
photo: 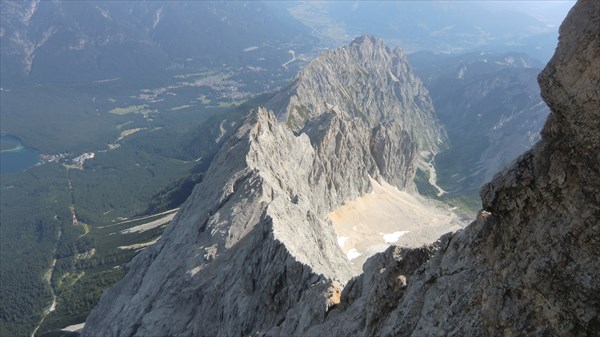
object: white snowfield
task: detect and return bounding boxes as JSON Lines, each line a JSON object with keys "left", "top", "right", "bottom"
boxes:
{"left": 330, "top": 178, "right": 463, "bottom": 274}
{"left": 382, "top": 231, "right": 411, "bottom": 243}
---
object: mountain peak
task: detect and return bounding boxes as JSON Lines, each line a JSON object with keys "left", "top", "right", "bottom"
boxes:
{"left": 82, "top": 1, "right": 598, "bottom": 336}
{"left": 266, "top": 35, "right": 443, "bottom": 154}
{"left": 350, "top": 34, "right": 383, "bottom": 47}
{"left": 82, "top": 36, "right": 457, "bottom": 337}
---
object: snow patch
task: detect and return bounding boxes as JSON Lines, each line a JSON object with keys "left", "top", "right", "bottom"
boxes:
{"left": 24, "top": 0, "right": 40, "bottom": 25}
{"left": 119, "top": 238, "right": 160, "bottom": 250}
{"left": 382, "top": 231, "right": 410, "bottom": 243}
{"left": 457, "top": 66, "right": 466, "bottom": 79}
{"left": 347, "top": 249, "right": 361, "bottom": 261}
{"left": 96, "top": 6, "right": 110, "bottom": 19}
{"left": 61, "top": 323, "right": 85, "bottom": 332}
{"left": 120, "top": 213, "right": 176, "bottom": 234}
{"left": 188, "top": 266, "right": 202, "bottom": 277}
{"left": 337, "top": 236, "right": 349, "bottom": 248}
{"left": 330, "top": 177, "right": 463, "bottom": 274}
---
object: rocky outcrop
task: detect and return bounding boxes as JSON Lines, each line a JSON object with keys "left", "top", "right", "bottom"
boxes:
{"left": 84, "top": 1, "right": 598, "bottom": 336}
{"left": 300, "top": 1, "right": 600, "bottom": 335}
{"left": 270, "top": 36, "right": 445, "bottom": 190}
{"left": 267, "top": 35, "right": 444, "bottom": 156}
{"left": 83, "top": 35, "right": 450, "bottom": 334}
{"left": 83, "top": 107, "right": 348, "bottom": 336}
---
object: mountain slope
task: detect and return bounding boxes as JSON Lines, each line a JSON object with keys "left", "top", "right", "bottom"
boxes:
{"left": 267, "top": 36, "right": 443, "bottom": 153}
{"left": 301, "top": 1, "right": 599, "bottom": 335}
{"left": 409, "top": 51, "right": 550, "bottom": 194}
{"left": 0, "top": 0, "right": 313, "bottom": 84}
{"left": 82, "top": 37, "right": 454, "bottom": 336}
{"left": 266, "top": 36, "right": 444, "bottom": 190}
{"left": 84, "top": 1, "right": 598, "bottom": 335}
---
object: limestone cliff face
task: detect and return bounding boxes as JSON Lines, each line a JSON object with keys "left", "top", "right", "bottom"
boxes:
{"left": 301, "top": 1, "right": 600, "bottom": 336}
{"left": 82, "top": 103, "right": 443, "bottom": 336}
{"left": 82, "top": 34, "right": 446, "bottom": 334}
{"left": 83, "top": 108, "right": 342, "bottom": 337}
{"left": 267, "top": 34, "right": 444, "bottom": 156}
{"left": 84, "top": 1, "right": 598, "bottom": 336}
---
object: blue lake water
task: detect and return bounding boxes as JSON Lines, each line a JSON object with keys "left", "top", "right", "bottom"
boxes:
{"left": 0, "top": 135, "right": 40, "bottom": 173}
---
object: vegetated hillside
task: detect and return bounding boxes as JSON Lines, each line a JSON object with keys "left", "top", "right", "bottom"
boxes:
{"left": 84, "top": 0, "right": 598, "bottom": 336}
{"left": 0, "top": 152, "right": 190, "bottom": 337}
{"left": 0, "top": 0, "right": 313, "bottom": 84}
{"left": 0, "top": 0, "right": 315, "bottom": 155}
{"left": 0, "top": 94, "right": 264, "bottom": 337}
{"left": 409, "top": 51, "right": 550, "bottom": 196}
{"left": 0, "top": 164, "right": 68, "bottom": 337}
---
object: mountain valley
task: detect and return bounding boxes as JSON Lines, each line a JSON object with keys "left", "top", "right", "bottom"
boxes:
{"left": 409, "top": 51, "right": 551, "bottom": 201}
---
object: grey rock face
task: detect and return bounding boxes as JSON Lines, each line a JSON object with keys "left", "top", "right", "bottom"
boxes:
{"left": 83, "top": 108, "right": 350, "bottom": 337}
{"left": 268, "top": 36, "right": 445, "bottom": 190}
{"left": 267, "top": 35, "right": 444, "bottom": 155}
{"left": 83, "top": 36, "right": 445, "bottom": 335}
{"left": 302, "top": 1, "right": 600, "bottom": 336}
{"left": 84, "top": 2, "right": 598, "bottom": 336}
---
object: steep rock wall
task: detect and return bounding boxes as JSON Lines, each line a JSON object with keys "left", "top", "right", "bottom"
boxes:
{"left": 303, "top": 1, "right": 599, "bottom": 336}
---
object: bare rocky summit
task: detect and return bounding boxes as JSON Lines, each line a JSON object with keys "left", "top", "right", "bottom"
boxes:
{"left": 267, "top": 35, "right": 444, "bottom": 156}
{"left": 83, "top": 34, "right": 449, "bottom": 337}
{"left": 83, "top": 1, "right": 598, "bottom": 336}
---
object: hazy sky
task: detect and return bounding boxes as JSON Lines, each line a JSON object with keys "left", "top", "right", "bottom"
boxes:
{"left": 479, "top": 1, "right": 575, "bottom": 26}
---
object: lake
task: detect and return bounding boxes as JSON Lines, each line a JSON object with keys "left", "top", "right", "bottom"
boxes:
{"left": 0, "top": 135, "right": 40, "bottom": 173}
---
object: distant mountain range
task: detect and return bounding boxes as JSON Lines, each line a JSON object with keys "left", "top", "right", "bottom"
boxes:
{"left": 1, "top": 0, "right": 569, "bottom": 86}
{"left": 277, "top": 1, "right": 567, "bottom": 62}
{"left": 0, "top": 1, "right": 314, "bottom": 84}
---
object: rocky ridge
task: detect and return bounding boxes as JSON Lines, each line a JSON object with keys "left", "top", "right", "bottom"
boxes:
{"left": 303, "top": 1, "right": 599, "bottom": 335}
{"left": 83, "top": 36, "right": 449, "bottom": 336}
{"left": 83, "top": 1, "right": 598, "bottom": 336}
{"left": 267, "top": 35, "right": 444, "bottom": 157}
